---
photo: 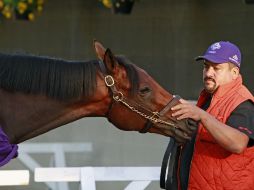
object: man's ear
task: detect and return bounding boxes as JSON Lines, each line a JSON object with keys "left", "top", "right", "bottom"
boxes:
{"left": 104, "top": 48, "right": 119, "bottom": 74}
{"left": 232, "top": 67, "right": 240, "bottom": 79}
{"left": 94, "top": 40, "right": 106, "bottom": 60}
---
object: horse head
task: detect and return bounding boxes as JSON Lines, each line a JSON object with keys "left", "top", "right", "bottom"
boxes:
{"left": 94, "top": 41, "right": 194, "bottom": 139}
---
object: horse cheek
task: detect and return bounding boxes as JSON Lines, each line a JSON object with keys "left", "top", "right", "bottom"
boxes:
{"left": 109, "top": 104, "right": 146, "bottom": 131}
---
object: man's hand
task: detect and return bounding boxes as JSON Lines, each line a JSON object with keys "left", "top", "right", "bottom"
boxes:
{"left": 171, "top": 99, "right": 205, "bottom": 122}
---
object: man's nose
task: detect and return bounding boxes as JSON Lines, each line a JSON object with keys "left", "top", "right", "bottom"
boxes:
{"left": 205, "top": 66, "right": 214, "bottom": 77}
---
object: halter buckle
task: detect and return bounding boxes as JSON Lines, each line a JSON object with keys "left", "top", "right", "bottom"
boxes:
{"left": 105, "top": 75, "right": 115, "bottom": 87}
{"left": 113, "top": 92, "right": 123, "bottom": 101}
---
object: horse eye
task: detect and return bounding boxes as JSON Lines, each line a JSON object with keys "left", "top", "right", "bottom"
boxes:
{"left": 139, "top": 86, "right": 151, "bottom": 95}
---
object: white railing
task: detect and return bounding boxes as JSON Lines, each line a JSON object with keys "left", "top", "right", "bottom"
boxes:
{"left": 35, "top": 167, "right": 161, "bottom": 190}
{"left": 0, "top": 170, "right": 29, "bottom": 186}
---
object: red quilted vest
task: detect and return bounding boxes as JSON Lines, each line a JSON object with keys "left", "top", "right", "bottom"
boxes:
{"left": 188, "top": 75, "right": 254, "bottom": 190}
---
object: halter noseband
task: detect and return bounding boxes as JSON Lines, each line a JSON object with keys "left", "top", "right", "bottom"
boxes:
{"left": 98, "top": 60, "right": 179, "bottom": 133}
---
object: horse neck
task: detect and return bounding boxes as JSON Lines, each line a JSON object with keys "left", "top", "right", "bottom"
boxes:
{"left": 0, "top": 81, "right": 110, "bottom": 144}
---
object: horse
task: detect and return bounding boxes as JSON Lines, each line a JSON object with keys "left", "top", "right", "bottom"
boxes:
{"left": 0, "top": 41, "right": 195, "bottom": 189}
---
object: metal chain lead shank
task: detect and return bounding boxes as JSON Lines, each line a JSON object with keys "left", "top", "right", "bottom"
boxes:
{"left": 110, "top": 79, "right": 176, "bottom": 128}
{"left": 102, "top": 69, "right": 177, "bottom": 129}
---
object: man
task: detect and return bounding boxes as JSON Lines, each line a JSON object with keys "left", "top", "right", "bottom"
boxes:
{"left": 171, "top": 41, "right": 254, "bottom": 190}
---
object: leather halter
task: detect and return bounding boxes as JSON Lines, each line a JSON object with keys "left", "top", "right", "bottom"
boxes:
{"left": 140, "top": 95, "right": 181, "bottom": 133}
{"left": 98, "top": 60, "right": 180, "bottom": 133}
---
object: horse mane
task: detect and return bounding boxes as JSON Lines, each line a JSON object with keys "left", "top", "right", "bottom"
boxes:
{"left": 0, "top": 53, "right": 139, "bottom": 101}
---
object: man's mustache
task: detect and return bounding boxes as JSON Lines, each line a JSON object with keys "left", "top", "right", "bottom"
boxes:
{"left": 204, "top": 77, "right": 215, "bottom": 83}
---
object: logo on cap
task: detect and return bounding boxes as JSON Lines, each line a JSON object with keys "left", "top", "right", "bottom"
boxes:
{"left": 208, "top": 42, "right": 221, "bottom": 54}
{"left": 229, "top": 55, "right": 239, "bottom": 65}
{"left": 232, "top": 55, "right": 238, "bottom": 61}
{"left": 211, "top": 43, "right": 221, "bottom": 50}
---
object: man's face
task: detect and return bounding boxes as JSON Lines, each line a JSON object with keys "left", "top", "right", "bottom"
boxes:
{"left": 202, "top": 61, "right": 237, "bottom": 94}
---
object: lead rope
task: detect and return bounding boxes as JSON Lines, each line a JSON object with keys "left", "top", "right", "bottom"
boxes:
{"left": 160, "top": 95, "right": 181, "bottom": 190}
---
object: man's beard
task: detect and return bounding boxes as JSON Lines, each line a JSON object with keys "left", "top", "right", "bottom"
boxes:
{"left": 203, "top": 77, "right": 217, "bottom": 93}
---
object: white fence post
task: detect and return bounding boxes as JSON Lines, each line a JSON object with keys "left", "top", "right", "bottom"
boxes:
{"left": 80, "top": 167, "right": 96, "bottom": 190}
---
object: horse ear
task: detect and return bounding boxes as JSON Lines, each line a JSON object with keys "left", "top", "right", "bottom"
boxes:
{"left": 104, "top": 48, "right": 119, "bottom": 73}
{"left": 93, "top": 40, "right": 106, "bottom": 60}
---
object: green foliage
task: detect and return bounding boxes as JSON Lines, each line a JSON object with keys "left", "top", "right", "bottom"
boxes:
{"left": 0, "top": 0, "right": 44, "bottom": 21}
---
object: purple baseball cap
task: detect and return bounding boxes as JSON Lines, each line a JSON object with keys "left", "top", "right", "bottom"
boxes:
{"left": 195, "top": 41, "right": 241, "bottom": 67}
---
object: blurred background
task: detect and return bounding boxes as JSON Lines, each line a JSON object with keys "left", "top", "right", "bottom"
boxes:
{"left": 0, "top": 0, "right": 254, "bottom": 189}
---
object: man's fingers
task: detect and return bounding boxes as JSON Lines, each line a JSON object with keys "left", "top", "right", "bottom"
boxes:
{"left": 171, "top": 104, "right": 181, "bottom": 111}
{"left": 179, "top": 99, "right": 188, "bottom": 104}
{"left": 172, "top": 99, "right": 189, "bottom": 110}
{"left": 172, "top": 107, "right": 189, "bottom": 117}
{"left": 175, "top": 113, "right": 191, "bottom": 120}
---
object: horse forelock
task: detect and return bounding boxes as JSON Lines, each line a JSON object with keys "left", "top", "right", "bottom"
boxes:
{"left": 0, "top": 53, "right": 97, "bottom": 101}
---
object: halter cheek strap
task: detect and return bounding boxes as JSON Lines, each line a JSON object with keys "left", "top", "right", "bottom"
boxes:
{"left": 97, "top": 60, "right": 116, "bottom": 117}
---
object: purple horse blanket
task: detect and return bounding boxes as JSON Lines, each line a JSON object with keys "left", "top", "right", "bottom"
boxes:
{"left": 0, "top": 127, "right": 18, "bottom": 167}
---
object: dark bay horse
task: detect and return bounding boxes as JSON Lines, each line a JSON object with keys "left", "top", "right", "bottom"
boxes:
{"left": 0, "top": 42, "right": 194, "bottom": 185}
